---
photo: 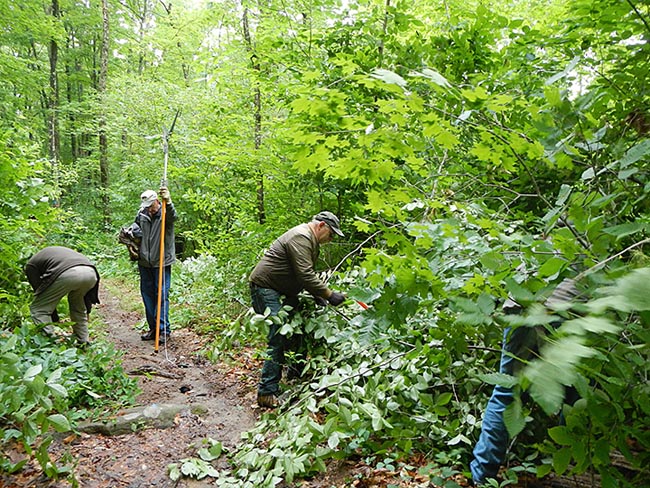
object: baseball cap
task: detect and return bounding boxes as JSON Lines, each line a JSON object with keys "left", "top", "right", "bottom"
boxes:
{"left": 314, "top": 211, "right": 344, "bottom": 237}
{"left": 140, "top": 190, "right": 158, "bottom": 209}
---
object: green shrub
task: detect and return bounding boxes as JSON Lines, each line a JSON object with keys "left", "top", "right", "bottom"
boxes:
{"left": 0, "top": 323, "right": 139, "bottom": 478}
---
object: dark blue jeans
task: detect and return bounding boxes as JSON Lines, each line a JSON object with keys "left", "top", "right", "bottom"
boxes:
{"left": 250, "top": 284, "right": 301, "bottom": 397}
{"left": 139, "top": 265, "right": 171, "bottom": 335}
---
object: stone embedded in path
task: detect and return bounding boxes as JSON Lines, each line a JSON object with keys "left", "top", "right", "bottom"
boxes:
{"left": 77, "top": 403, "right": 209, "bottom": 436}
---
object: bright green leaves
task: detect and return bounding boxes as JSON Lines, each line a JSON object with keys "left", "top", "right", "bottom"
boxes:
{"left": 521, "top": 268, "right": 650, "bottom": 417}
{"left": 454, "top": 294, "right": 495, "bottom": 325}
{"left": 461, "top": 85, "right": 489, "bottom": 103}
{"left": 168, "top": 439, "right": 224, "bottom": 482}
{"left": 525, "top": 335, "right": 594, "bottom": 415}
{"left": 588, "top": 267, "right": 650, "bottom": 314}
{"left": 470, "top": 130, "right": 515, "bottom": 170}
{"left": 503, "top": 395, "right": 526, "bottom": 437}
{"left": 422, "top": 113, "right": 460, "bottom": 150}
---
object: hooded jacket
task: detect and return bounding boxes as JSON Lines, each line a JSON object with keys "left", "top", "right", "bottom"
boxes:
{"left": 135, "top": 203, "right": 177, "bottom": 268}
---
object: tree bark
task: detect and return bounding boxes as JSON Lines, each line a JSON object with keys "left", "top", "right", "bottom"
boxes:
{"left": 48, "top": 0, "right": 61, "bottom": 192}
{"left": 242, "top": 7, "right": 266, "bottom": 224}
{"left": 99, "top": 0, "right": 111, "bottom": 225}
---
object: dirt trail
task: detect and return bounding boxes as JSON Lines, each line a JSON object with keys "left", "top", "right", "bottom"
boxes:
{"left": 13, "top": 284, "right": 260, "bottom": 488}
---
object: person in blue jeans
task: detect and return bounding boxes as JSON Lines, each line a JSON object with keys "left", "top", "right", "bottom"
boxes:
{"left": 134, "top": 186, "right": 177, "bottom": 343}
{"left": 470, "top": 279, "right": 578, "bottom": 485}
{"left": 249, "top": 211, "right": 347, "bottom": 408}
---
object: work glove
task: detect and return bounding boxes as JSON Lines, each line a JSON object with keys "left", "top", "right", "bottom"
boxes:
{"left": 159, "top": 186, "right": 172, "bottom": 204}
{"left": 327, "top": 291, "right": 346, "bottom": 306}
{"left": 314, "top": 296, "right": 328, "bottom": 307}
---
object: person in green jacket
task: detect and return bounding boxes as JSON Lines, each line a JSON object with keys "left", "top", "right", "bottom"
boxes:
{"left": 25, "top": 246, "right": 100, "bottom": 344}
{"left": 250, "top": 211, "right": 346, "bottom": 408}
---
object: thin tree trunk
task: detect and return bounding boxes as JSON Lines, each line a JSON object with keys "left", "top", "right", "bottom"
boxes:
{"left": 48, "top": 0, "right": 61, "bottom": 193}
{"left": 242, "top": 7, "right": 266, "bottom": 224}
{"left": 99, "top": 0, "right": 111, "bottom": 225}
{"left": 138, "top": 0, "right": 149, "bottom": 75}
{"left": 378, "top": 0, "right": 390, "bottom": 67}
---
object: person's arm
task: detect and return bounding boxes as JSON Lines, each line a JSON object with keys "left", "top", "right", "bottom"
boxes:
{"left": 286, "top": 235, "right": 330, "bottom": 298}
{"left": 285, "top": 235, "right": 346, "bottom": 305}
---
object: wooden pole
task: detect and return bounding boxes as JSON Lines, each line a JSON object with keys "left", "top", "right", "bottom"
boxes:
{"left": 153, "top": 111, "right": 178, "bottom": 352}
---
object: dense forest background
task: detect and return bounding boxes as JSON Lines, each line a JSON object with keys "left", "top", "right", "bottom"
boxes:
{"left": 1, "top": 0, "right": 650, "bottom": 486}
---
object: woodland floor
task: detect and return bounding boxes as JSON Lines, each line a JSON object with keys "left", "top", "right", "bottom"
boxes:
{"left": 1, "top": 283, "right": 593, "bottom": 488}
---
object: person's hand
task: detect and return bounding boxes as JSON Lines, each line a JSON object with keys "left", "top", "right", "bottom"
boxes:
{"left": 159, "top": 186, "right": 172, "bottom": 204}
{"left": 314, "top": 296, "right": 328, "bottom": 307}
{"left": 328, "top": 291, "right": 346, "bottom": 306}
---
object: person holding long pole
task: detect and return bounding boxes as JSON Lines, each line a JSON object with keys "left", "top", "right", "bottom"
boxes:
{"left": 135, "top": 185, "right": 176, "bottom": 346}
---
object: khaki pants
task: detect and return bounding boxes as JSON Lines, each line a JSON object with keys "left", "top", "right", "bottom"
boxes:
{"left": 30, "top": 266, "right": 98, "bottom": 342}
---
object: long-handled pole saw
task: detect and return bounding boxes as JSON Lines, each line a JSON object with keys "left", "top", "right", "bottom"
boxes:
{"left": 155, "top": 110, "right": 180, "bottom": 353}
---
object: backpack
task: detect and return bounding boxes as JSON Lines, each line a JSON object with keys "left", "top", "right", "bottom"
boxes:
{"left": 118, "top": 223, "right": 142, "bottom": 261}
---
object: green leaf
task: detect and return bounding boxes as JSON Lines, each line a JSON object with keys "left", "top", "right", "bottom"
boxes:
{"left": 503, "top": 396, "right": 526, "bottom": 437}
{"left": 526, "top": 364, "right": 566, "bottom": 415}
{"left": 366, "top": 190, "right": 390, "bottom": 214}
{"left": 327, "top": 431, "right": 341, "bottom": 449}
{"left": 414, "top": 68, "right": 452, "bottom": 89}
{"left": 537, "top": 257, "right": 566, "bottom": 278}
{"left": 48, "top": 383, "right": 68, "bottom": 397}
{"left": 555, "top": 184, "right": 572, "bottom": 206}
{"left": 601, "top": 221, "right": 646, "bottom": 239}
{"left": 477, "top": 294, "right": 495, "bottom": 315}
{"left": 548, "top": 426, "right": 573, "bottom": 446}
{"left": 447, "top": 433, "right": 471, "bottom": 446}
{"left": 168, "top": 463, "right": 181, "bottom": 481}
{"left": 619, "top": 139, "right": 650, "bottom": 168}
{"left": 552, "top": 447, "right": 572, "bottom": 475}
{"left": 478, "top": 372, "right": 518, "bottom": 388}
{"left": 504, "top": 278, "right": 535, "bottom": 303}
{"left": 47, "top": 414, "right": 71, "bottom": 432}
{"left": 435, "top": 392, "right": 453, "bottom": 406}
{"left": 46, "top": 368, "right": 63, "bottom": 384}
{"left": 180, "top": 459, "right": 201, "bottom": 477}
{"left": 559, "top": 317, "right": 620, "bottom": 335}
{"left": 23, "top": 364, "right": 43, "bottom": 381}
{"left": 479, "top": 252, "right": 505, "bottom": 270}
{"left": 588, "top": 268, "right": 650, "bottom": 313}
{"left": 537, "top": 463, "right": 553, "bottom": 477}
{"left": 543, "top": 85, "right": 562, "bottom": 107}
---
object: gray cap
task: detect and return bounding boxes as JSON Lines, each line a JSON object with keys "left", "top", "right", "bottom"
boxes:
{"left": 314, "top": 211, "right": 344, "bottom": 237}
{"left": 140, "top": 190, "right": 157, "bottom": 209}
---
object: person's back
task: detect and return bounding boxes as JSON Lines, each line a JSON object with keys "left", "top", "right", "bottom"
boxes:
{"left": 25, "top": 246, "right": 99, "bottom": 343}
{"left": 250, "top": 223, "right": 327, "bottom": 299}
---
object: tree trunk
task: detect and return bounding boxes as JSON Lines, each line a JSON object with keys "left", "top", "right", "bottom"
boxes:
{"left": 48, "top": 0, "right": 61, "bottom": 194}
{"left": 99, "top": 0, "right": 111, "bottom": 225}
{"left": 378, "top": 0, "right": 390, "bottom": 68}
{"left": 242, "top": 8, "right": 266, "bottom": 224}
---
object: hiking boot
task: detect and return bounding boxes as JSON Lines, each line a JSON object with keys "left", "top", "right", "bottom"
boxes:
{"left": 141, "top": 330, "right": 155, "bottom": 341}
{"left": 257, "top": 394, "right": 279, "bottom": 408}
